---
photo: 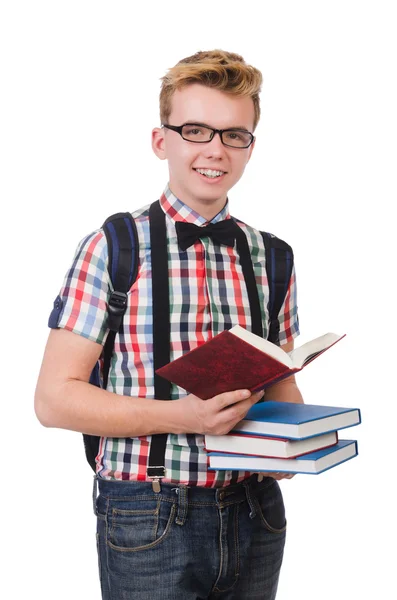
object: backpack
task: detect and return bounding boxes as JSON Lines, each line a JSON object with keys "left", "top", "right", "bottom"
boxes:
{"left": 83, "top": 207, "right": 294, "bottom": 472}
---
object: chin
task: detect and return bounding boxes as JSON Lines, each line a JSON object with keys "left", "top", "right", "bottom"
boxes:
{"left": 195, "top": 189, "right": 228, "bottom": 203}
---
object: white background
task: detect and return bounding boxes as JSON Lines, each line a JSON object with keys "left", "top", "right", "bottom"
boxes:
{"left": 1, "top": 1, "right": 396, "bottom": 598}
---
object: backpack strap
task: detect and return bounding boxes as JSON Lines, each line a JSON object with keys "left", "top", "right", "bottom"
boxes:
{"left": 83, "top": 212, "right": 139, "bottom": 472}
{"left": 260, "top": 232, "right": 294, "bottom": 344}
{"left": 102, "top": 213, "right": 139, "bottom": 387}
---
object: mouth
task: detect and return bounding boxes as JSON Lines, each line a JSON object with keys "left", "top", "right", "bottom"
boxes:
{"left": 193, "top": 168, "right": 227, "bottom": 182}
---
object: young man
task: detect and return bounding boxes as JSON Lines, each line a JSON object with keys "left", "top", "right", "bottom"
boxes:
{"left": 35, "top": 49, "right": 303, "bottom": 599}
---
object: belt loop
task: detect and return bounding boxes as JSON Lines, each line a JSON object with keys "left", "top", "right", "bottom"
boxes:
{"left": 243, "top": 480, "right": 257, "bottom": 520}
{"left": 92, "top": 475, "right": 98, "bottom": 517}
{"left": 175, "top": 485, "right": 188, "bottom": 526}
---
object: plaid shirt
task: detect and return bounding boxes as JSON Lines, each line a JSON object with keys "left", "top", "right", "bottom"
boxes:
{"left": 52, "top": 184, "right": 299, "bottom": 487}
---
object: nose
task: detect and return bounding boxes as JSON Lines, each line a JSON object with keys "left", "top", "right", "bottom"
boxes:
{"left": 203, "top": 131, "right": 226, "bottom": 158}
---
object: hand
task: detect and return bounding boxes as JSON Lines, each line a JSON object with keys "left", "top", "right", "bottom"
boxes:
{"left": 175, "top": 388, "right": 265, "bottom": 436}
{"left": 261, "top": 472, "right": 295, "bottom": 481}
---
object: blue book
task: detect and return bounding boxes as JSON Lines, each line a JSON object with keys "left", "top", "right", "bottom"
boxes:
{"left": 233, "top": 401, "right": 361, "bottom": 440}
{"left": 208, "top": 440, "right": 358, "bottom": 474}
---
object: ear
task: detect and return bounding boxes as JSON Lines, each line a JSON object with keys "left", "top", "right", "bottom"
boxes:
{"left": 152, "top": 127, "right": 167, "bottom": 160}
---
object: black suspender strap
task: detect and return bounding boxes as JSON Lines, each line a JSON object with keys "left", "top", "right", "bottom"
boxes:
{"left": 83, "top": 205, "right": 293, "bottom": 480}
{"left": 233, "top": 224, "right": 263, "bottom": 338}
{"left": 147, "top": 201, "right": 172, "bottom": 490}
{"left": 146, "top": 207, "right": 264, "bottom": 489}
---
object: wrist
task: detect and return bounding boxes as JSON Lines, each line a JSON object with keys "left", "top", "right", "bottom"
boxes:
{"left": 146, "top": 397, "right": 188, "bottom": 435}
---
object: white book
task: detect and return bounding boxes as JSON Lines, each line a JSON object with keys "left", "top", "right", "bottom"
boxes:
{"left": 208, "top": 440, "right": 358, "bottom": 475}
{"left": 205, "top": 430, "right": 338, "bottom": 459}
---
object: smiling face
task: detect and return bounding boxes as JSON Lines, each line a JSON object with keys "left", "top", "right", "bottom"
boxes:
{"left": 152, "top": 83, "right": 256, "bottom": 218}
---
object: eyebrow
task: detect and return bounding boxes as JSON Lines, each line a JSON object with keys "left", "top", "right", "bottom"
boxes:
{"left": 184, "top": 120, "right": 251, "bottom": 132}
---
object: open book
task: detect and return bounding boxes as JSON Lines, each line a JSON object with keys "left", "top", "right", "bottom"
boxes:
{"left": 156, "top": 325, "right": 345, "bottom": 400}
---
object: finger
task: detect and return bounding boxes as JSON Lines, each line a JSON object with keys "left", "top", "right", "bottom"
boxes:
{"left": 250, "top": 390, "right": 265, "bottom": 403}
{"left": 274, "top": 473, "right": 295, "bottom": 480}
{"left": 215, "top": 389, "right": 252, "bottom": 409}
{"left": 221, "top": 393, "right": 264, "bottom": 421}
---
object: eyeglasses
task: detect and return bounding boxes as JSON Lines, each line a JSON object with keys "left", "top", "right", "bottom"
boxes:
{"left": 162, "top": 123, "right": 255, "bottom": 149}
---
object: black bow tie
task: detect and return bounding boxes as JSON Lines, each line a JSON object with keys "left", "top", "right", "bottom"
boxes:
{"left": 175, "top": 219, "right": 238, "bottom": 251}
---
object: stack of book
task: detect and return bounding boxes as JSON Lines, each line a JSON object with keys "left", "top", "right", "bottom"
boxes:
{"left": 156, "top": 324, "right": 361, "bottom": 474}
{"left": 204, "top": 401, "right": 360, "bottom": 474}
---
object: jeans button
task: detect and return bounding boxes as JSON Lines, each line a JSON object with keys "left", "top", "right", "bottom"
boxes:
{"left": 219, "top": 491, "right": 225, "bottom": 501}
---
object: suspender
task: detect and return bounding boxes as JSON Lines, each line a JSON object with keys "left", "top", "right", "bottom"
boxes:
{"left": 146, "top": 201, "right": 172, "bottom": 490}
{"left": 83, "top": 201, "right": 294, "bottom": 478}
{"left": 233, "top": 225, "right": 264, "bottom": 339}
{"left": 146, "top": 201, "right": 265, "bottom": 490}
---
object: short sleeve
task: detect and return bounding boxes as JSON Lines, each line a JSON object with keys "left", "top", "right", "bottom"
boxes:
{"left": 48, "top": 230, "right": 110, "bottom": 345}
{"left": 277, "top": 263, "right": 300, "bottom": 345}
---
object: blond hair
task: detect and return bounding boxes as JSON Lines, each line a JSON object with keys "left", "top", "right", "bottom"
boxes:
{"left": 160, "top": 49, "right": 263, "bottom": 130}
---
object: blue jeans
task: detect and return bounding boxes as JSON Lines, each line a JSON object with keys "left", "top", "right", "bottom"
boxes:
{"left": 94, "top": 474, "right": 286, "bottom": 599}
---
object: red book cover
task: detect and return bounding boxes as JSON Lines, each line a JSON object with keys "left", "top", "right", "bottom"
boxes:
{"left": 155, "top": 330, "right": 297, "bottom": 400}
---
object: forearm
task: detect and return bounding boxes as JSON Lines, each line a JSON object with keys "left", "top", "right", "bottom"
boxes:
{"left": 264, "top": 375, "right": 304, "bottom": 404}
{"left": 35, "top": 378, "right": 185, "bottom": 437}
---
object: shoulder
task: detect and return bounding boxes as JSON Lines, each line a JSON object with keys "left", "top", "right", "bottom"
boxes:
{"left": 231, "top": 216, "right": 293, "bottom": 255}
{"left": 64, "top": 230, "right": 110, "bottom": 284}
{"left": 131, "top": 203, "right": 151, "bottom": 221}
{"left": 92, "top": 202, "right": 152, "bottom": 230}
{"left": 84, "top": 203, "right": 152, "bottom": 254}
{"left": 74, "top": 229, "right": 108, "bottom": 260}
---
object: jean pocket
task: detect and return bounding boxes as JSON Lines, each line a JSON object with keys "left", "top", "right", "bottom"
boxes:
{"left": 255, "top": 480, "right": 287, "bottom": 534}
{"left": 107, "top": 496, "right": 176, "bottom": 552}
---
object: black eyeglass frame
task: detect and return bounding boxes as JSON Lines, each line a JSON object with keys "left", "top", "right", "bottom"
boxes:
{"left": 162, "top": 123, "right": 255, "bottom": 149}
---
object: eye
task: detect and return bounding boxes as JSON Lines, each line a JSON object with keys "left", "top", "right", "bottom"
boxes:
{"left": 182, "top": 125, "right": 212, "bottom": 141}
{"left": 226, "top": 131, "right": 243, "bottom": 140}
{"left": 186, "top": 127, "right": 203, "bottom": 135}
{"left": 223, "top": 130, "right": 253, "bottom": 147}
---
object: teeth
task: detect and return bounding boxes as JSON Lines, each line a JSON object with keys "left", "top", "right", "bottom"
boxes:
{"left": 196, "top": 168, "right": 225, "bottom": 178}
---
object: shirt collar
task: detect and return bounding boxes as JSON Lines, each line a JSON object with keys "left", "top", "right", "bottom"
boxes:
{"left": 159, "top": 183, "right": 231, "bottom": 226}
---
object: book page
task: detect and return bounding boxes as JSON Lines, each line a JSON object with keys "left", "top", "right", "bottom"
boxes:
{"left": 229, "top": 325, "right": 292, "bottom": 367}
{"left": 289, "top": 332, "right": 343, "bottom": 368}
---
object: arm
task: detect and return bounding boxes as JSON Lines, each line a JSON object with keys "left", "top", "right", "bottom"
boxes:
{"left": 34, "top": 328, "right": 264, "bottom": 438}
{"left": 264, "top": 340, "right": 304, "bottom": 404}
{"left": 34, "top": 328, "right": 182, "bottom": 437}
